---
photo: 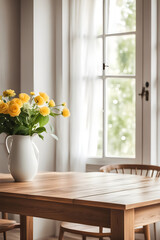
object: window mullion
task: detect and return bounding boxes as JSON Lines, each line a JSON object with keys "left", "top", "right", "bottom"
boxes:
{"left": 103, "top": 0, "right": 107, "bottom": 158}
{"left": 97, "top": 31, "right": 136, "bottom": 38}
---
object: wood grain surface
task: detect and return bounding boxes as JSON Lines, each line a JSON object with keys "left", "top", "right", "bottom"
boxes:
{"left": 0, "top": 172, "right": 160, "bottom": 239}
{"left": 0, "top": 172, "right": 159, "bottom": 209}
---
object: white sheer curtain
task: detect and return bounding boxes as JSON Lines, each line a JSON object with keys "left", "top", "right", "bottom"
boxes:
{"left": 55, "top": 0, "right": 100, "bottom": 172}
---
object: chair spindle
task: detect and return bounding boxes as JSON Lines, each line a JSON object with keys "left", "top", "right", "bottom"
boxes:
{"left": 151, "top": 170, "right": 154, "bottom": 177}
{"left": 146, "top": 170, "right": 149, "bottom": 177}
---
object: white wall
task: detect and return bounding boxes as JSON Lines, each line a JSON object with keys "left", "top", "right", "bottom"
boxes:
{"left": 34, "top": 0, "right": 56, "bottom": 172}
{"left": 33, "top": 0, "right": 57, "bottom": 238}
{"left": 0, "top": 0, "right": 20, "bottom": 172}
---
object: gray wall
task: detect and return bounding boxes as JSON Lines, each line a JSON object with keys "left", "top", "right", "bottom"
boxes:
{"left": 0, "top": 0, "right": 20, "bottom": 172}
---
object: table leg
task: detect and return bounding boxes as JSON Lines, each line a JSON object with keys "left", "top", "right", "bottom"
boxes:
{"left": 111, "top": 209, "right": 134, "bottom": 240}
{"left": 20, "top": 215, "right": 33, "bottom": 240}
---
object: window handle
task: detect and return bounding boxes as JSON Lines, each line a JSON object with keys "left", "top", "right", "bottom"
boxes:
{"left": 138, "top": 87, "right": 145, "bottom": 97}
{"left": 103, "top": 63, "right": 109, "bottom": 70}
{"left": 138, "top": 82, "right": 149, "bottom": 101}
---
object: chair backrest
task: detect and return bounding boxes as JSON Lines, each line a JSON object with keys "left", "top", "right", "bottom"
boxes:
{"left": 100, "top": 164, "right": 160, "bottom": 178}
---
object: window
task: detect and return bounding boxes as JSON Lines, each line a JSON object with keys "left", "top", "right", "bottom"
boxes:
{"left": 88, "top": 0, "right": 143, "bottom": 165}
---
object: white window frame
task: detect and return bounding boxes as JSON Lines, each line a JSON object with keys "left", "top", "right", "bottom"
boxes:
{"left": 142, "top": 0, "right": 158, "bottom": 166}
{"left": 158, "top": 0, "right": 160, "bottom": 165}
{"left": 86, "top": 0, "right": 154, "bottom": 170}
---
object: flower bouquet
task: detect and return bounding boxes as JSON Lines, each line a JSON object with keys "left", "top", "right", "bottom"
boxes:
{"left": 0, "top": 89, "right": 70, "bottom": 139}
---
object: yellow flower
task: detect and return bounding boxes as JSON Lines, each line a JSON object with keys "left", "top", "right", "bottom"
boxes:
{"left": 49, "top": 99, "right": 55, "bottom": 107}
{"left": 62, "top": 102, "right": 66, "bottom": 106}
{"left": 19, "top": 93, "right": 30, "bottom": 103}
{"left": 40, "top": 106, "right": 50, "bottom": 116}
{"left": 8, "top": 103, "right": 21, "bottom": 117}
{"left": 62, "top": 107, "right": 70, "bottom": 117}
{"left": 0, "top": 101, "right": 8, "bottom": 114}
{"left": 3, "top": 89, "right": 16, "bottom": 97}
{"left": 34, "top": 96, "right": 45, "bottom": 106}
{"left": 10, "top": 98, "right": 23, "bottom": 108}
{"left": 39, "top": 92, "right": 49, "bottom": 102}
{"left": 30, "top": 92, "right": 35, "bottom": 96}
{"left": 0, "top": 96, "right": 2, "bottom": 100}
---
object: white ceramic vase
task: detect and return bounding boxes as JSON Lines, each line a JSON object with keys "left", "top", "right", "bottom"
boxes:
{"left": 5, "top": 135, "right": 39, "bottom": 182}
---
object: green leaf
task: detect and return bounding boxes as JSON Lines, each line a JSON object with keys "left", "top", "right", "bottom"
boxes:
{"left": 38, "top": 134, "right": 44, "bottom": 140}
{"left": 50, "top": 112, "right": 60, "bottom": 117}
{"left": 34, "top": 114, "right": 49, "bottom": 127}
{"left": 0, "top": 117, "right": 6, "bottom": 124}
{"left": 20, "top": 110, "right": 29, "bottom": 118}
{"left": 33, "top": 127, "right": 46, "bottom": 134}
{"left": 16, "top": 116, "right": 23, "bottom": 124}
{"left": 17, "top": 110, "right": 30, "bottom": 127}
{"left": 13, "top": 125, "right": 29, "bottom": 135}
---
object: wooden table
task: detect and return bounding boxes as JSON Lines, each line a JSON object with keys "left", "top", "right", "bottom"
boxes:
{"left": 0, "top": 172, "right": 160, "bottom": 240}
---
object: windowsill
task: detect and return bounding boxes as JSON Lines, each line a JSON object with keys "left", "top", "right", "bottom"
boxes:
{"left": 86, "top": 157, "right": 137, "bottom": 172}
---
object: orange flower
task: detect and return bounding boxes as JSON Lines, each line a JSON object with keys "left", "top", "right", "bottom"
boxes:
{"left": 10, "top": 98, "right": 23, "bottom": 108}
{"left": 40, "top": 106, "right": 50, "bottom": 116}
{"left": 49, "top": 99, "right": 55, "bottom": 107}
{"left": 3, "top": 89, "right": 16, "bottom": 97}
{"left": 0, "top": 101, "right": 8, "bottom": 114}
{"left": 39, "top": 92, "right": 49, "bottom": 102}
{"left": 62, "top": 107, "right": 70, "bottom": 117}
{"left": 19, "top": 93, "right": 30, "bottom": 103}
{"left": 8, "top": 103, "right": 21, "bottom": 117}
{"left": 34, "top": 96, "right": 45, "bottom": 106}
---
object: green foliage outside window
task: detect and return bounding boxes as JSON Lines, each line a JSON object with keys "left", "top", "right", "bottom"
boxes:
{"left": 96, "top": 0, "right": 136, "bottom": 157}
{"left": 107, "top": 0, "right": 136, "bottom": 157}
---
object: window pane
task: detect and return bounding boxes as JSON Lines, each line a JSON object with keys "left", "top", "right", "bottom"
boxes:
{"left": 105, "top": 35, "right": 135, "bottom": 75}
{"left": 105, "top": 0, "right": 136, "bottom": 34}
{"left": 88, "top": 79, "right": 103, "bottom": 157}
{"left": 105, "top": 78, "right": 135, "bottom": 158}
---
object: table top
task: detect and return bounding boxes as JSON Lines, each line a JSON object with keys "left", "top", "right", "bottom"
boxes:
{"left": 0, "top": 172, "right": 160, "bottom": 210}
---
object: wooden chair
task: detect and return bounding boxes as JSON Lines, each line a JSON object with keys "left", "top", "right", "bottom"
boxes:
{"left": 59, "top": 222, "right": 111, "bottom": 240}
{"left": 59, "top": 164, "right": 160, "bottom": 240}
{"left": 0, "top": 212, "right": 20, "bottom": 240}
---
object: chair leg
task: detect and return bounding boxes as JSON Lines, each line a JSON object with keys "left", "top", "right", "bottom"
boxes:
{"left": 82, "top": 236, "right": 86, "bottom": 240}
{"left": 154, "top": 223, "right": 157, "bottom": 240}
{"left": 58, "top": 227, "right": 64, "bottom": 240}
{"left": 3, "top": 232, "right": 6, "bottom": 240}
{"left": 143, "top": 225, "right": 151, "bottom": 240}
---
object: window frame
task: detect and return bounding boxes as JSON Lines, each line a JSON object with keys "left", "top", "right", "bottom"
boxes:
{"left": 87, "top": 0, "right": 144, "bottom": 169}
